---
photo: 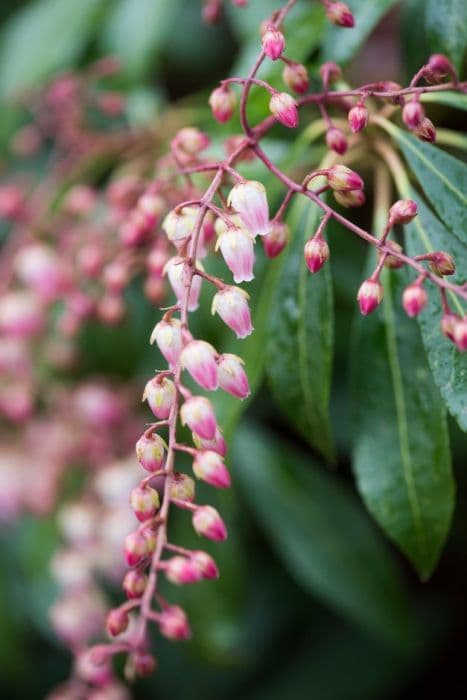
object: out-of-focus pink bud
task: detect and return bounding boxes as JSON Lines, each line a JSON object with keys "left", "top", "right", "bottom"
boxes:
{"left": 416, "top": 117, "right": 436, "bottom": 143}
{"left": 326, "top": 127, "right": 348, "bottom": 155}
{"left": 0, "top": 291, "right": 44, "bottom": 338}
{"left": 106, "top": 608, "right": 129, "bottom": 637}
{"left": 77, "top": 243, "right": 104, "bottom": 278}
{"left": 453, "top": 318, "right": 467, "bottom": 351}
{"left": 282, "top": 62, "right": 309, "bottom": 94}
{"left": 136, "top": 433, "right": 166, "bottom": 472}
{"left": 269, "top": 92, "right": 299, "bottom": 128}
{"left": 209, "top": 85, "right": 237, "bottom": 123}
{"left": 164, "top": 256, "right": 202, "bottom": 311}
{"left": 159, "top": 605, "right": 191, "bottom": 640}
{"left": 193, "top": 450, "right": 231, "bottom": 488}
{"left": 212, "top": 286, "right": 253, "bottom": 338}
{"left": 319, "top": 61, "right": 342, "bottom": 84}
{"left": 357, "top": 279, "right": 383, "bottom": 315}
{"left": 123, "top": 569, "right": 148, "bottom": 599}
{"left": 97, "top": 294, "right": 125, "bottom": 326}
{"left": 124, "top": 531, "right": 148, "bottom": 567}
{"left": 326, "top": 2, "right": 355, "bottom": 27}
{"left": 11, "top": 124, "right": 42, "bottom": 157}
{"left": 327, "top": 165, "right": 364, "bottom": 191}
{"left": 163, "top": 206, "right": 198, "bottom": 249}
{"left": 304, "top": 234, "right": 330, "bottom": 273}
{"left": 429, "top": 251, "right": 455, "bottom": 276}
{"left": 62, "top": 185, "right": 97, "bottom": 216}
{"left": 402, "top": 100, "right": 424, "bottom": 129}
{"left": 143, "top": 376, "right": 175, "bottom": 419}
{"left": 96, "top": 91, "right": 125, "bottom": 116}
{"left": 388, "top": 199, "right": 418, "bottom": 225}
{"left": 191, "top": 550, "right": 219, "bottom": 579}
{"left": 217, "top": 353, "right": 250, "bottom": 398}
{"left": 228, "top": 180, "right": 270, "bottom": 237}
{"left": 131, "top": 652, "right": 157, "bottom": 677}
{"left": 180, "top": 396, "right": 217, "bottom": 440}
{"left": 378, "top": 240, "right": 404, "bottom": 269}
{"left": 169, "top": 473, "right": 196, "bottom": 502}
{"left": 440, "top": 313, "right": 458, "bottom": 341}
{"left": 333, "top": 189, "right": 365, "bottom": 208}
{"left": 130, "top": 485, "right": 160, "bottom": 522}
{"left": 193, "top": 427, "right": 227, "bottom": 457}
{"left": 103, "top": 261, "right": 130, "bottom": 293}
{"left": 426, "top": 54, "right": 456, "bottom": 83}
{"left": 107, "top": 174, "right": 143, "bottom": 212}
{"left": 263, "top": 220, "right": 289, "bottom": 258}
{"left": 0, "top": 184, "right": 24, "bottom": 220}
{"left": 202, "top": 0, "right": 221, "bottom": 24}
{"left": 180, "top": 340, "right": 219, "bottom": 391}
{"left": 75, "top": 648, "right": 113, "bottom": 686}
{"left": 402, "top": 284, "right": 428, "bottom": 317}
{"left": 164, "top": 556, "right": 203, "bottom": 584}
{"left": 217, "top": 226, "right": 255, "bottom": 282}
{"left": 172, "top": 127, "right": 210, "bottom": 155}
{"left": 348, "top": 101, "right": 369, "bottom": 132}
{"left": 15, "top": 243, "right": 68, "bottom": 301}
{"left": 262, "top": 25, "right": 285, "bottom": 60}
{"left": 73, "top": 382, "right": 125, "bottom": 427}
{"left": 192, "top": 505, "right": 227, "bottom": 541}
{"left": 150, "top": 318, "right": 184, "bottom": 366}
{"left": 137, "top": 191, "right": 164, "bottom": 229}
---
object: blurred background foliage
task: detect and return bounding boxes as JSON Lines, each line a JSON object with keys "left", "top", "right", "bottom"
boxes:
{"left": 0, "top": 0, "right": 466, "bottom": 698}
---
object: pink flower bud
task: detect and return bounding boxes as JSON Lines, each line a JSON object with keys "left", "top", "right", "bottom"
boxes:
{"left": 402, "top": 284, "right": 428, "bottom": 317}
{"left": 150, "top": 318, "right": 184, "bottom": 366}
{"left": 193, "top": 428, "right": 227, "bottom": 457}
{"left": 326, "top": 2, "right": 355, "bottom": 27}
{"left": 137, "top": 191, "right": 164, "bottom": 229}
{"left": 426, "top": 54, "right": 455, "bottom": 83}
{"left": 378, "top": 240, "right": 404, "bottom": 269}
{"left": 212, "top": 286, "right": 253, "bottom": 338}
{"left": 333, "top": 189, "right": 366, "bottom": 208}
{"left": 106, "top": 608, "right": 129, "bottom": 637}
{"left": 357, "top": 279, "right": 383, "bottom": 315}
{"left": 269, "top": 92, "right": 299, "bottom": 128}
{"left": 180, "top": 396, "right": 217, "bottom": 440}
{"left": 162, "top": 206, "right": 198, "bottom": 248}
{"left": 327, "top": 165, "right": 364, "bottom": 191}
{"left": 416, "top": 117, "right": 436, "bottom": 143}
{"left": 453, "top": 319, "right": 467, "bottom": 351}
{"left": 164, "top": 256, "right": 202, "bottom": 311}
{"left": 169, "top": 473, "right": 196, "bottom": 502}
{"left": 192, "top": 505, "right": 227, "bottom": 541}
{"left": 228, "top": 180, "right": 270, "bottom": 237}
{"left": 402, "top": 100, "right": 424, "bottom": 130}
{"left": 159, "top": 605, "right": 191, "bottom": 640}
{"left": 180, "top": 340, "right": 219, "bottom": 391}
{"left": 172, "top": 127, "right": 210, "bottom": 155}
{"left": 282, "top": 62, "right": 309, "bottom": 94}
{"left": 124, "top": 531, "right": 148, "bottom": 567}
{"left": 209, "top": 85, "right": 237, "bottom": 123}
{"left": 193, "top": 450, "right": 231, "bottom": 488}
{"left": 135, "top": 433, "right": 166, "bottom": 472}
{"left": 130, "top": 485, "right": 160, "bottom": 522}
{"left": 429, "top": 251, "right": 455, "bottom": 276}
{"left": 326, "top": 127, "right": 348, "bottom": 155}
{"left": 62, "top": 185, "right": 96, "bottom": 216}
{"left": 141, "top": 526, "right": 158, "bottom": 555}
{"left": 131, "top": 652, "right": 157, "bottom": 677}
{"left": 217, "top": 353, "right": 250, "bottom": 399}
{"left": 143, "top": 376, "right": 175, "bottom": 419}
{"left": 263, "top": 220, "right": 289, "bottom": 258}
{"left": 304, "top": 234, "right": 330, "bottom": 273}
{"left": 0, "top": 184, "right": 24, "bottom": 220}
{"left": 75, "top": 648, "right": 112, "bottom": 686}
{"left": 388, "top": 199, "right": 418, "bottom": 225}
{"left": 0, "top": 291, "right": 44, "bottom": 338}
{"left": 319, "top": 61, "right": 342, "bottom": 84}
{"left": 123, "top": 569, "right": 148, "bottom": 599}
{"left": 15, "top": 243, "right": 68, "bottom": 301}
{"left": 164, "top": 556, "right": 203, "bottom": 584}
{"left": 103, "top": 261, "right": 129, "bottom": 293}
{"left": 262, "top": 25, "right": 285, "bottom": 60}
{"left": 348, "top": 102, "right": 369, "bottom": 133}
{"left": 217, "top": 226, "right": 255, "bottom": 283}
{"left": 440, "top": 313, "right": 458, "bottom": 341}
{"left": 191, "top": 550, "right": 219, "bottom": 579}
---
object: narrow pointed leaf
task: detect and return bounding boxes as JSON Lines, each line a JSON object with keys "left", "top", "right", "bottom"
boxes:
{"left": 425, "top": 0, "right": 467, "bottom": 72}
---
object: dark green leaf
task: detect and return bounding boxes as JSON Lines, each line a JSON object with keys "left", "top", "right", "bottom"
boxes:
{"left": 233, "top": 423, "right": 411, "bottom": 645}
{"left": 426, "top": 0, "right": 467, "bottom": 72}
{"left": 266, "top": 196, "right": 334, "bottom": 461}
{"left": 351, "top": 256, "right": 454, "bottom": 579}
{"left": 422, "top": 91, "right": 467, "bottom": 111}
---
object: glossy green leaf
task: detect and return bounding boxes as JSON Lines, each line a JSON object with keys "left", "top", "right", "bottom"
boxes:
{"left": 422, "top": 91, "right": 467, "bottom": 111}
{"left": 0, "top": 0, "right": 104, "bottom": 98}
{"left": 233, "top": 423, "right": 411, "bottom": 645}
{"left": 426, "top": 0, "right": 467, "bottom": 71}
{"left": 266, "top": 197, "right": 334, "bottom": 461}
{"left": 351, "top": 257, "right": 454, "bottom": 579}
{"left": 322, "top": 0, "right": 399, "bottom": 64}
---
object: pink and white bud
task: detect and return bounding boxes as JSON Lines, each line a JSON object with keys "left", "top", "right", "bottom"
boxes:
{"left": 388, "top": 199, "right": 418, "bottom": 225}
{"left": 217, "top": 226, "right": 255, "bottom": 283}
{"left": 326, "top": 127, "right": 348, "bottom": 155}
{"left": 180, "top": 396, "right": 217, "bottom": 440}
{"left": 402, "top": 284, "right": 428, "bottom": 317}
{"left": 426, "top": 54, "right": 455, "bottom": 83}
{"left": 15, "top": 243, "right": 68, "bottom": 301}
{"left": 212, "top": 286, "right": 253, "bottom": 338}
{"left": 193, "top": 427, "right": 227, "bottom": 457}
{"left": 191, "top": 550, "right": 219, "bottom": 579}
{"left": 137, "top": 192, "right": 164, "bottom": 229}
{"left": 327, "top": 165, "right": 364, "bottom": 192}
{"left": 164, "top": 256, "right": 202, "bottom": 311}
{"left": 269, "top": 92, "right": 299, "bottom": 128}
{"left": 124, "top": 531, "right": 148, "bottom": 567}
{"left": 416, "top": 118, "right": 436, "bottom": 143}
{"left": 319, "top": 62, "right": 342, "bottom": 84}
{"left": 162, "top": 206, "right": 198, "bottom": 249}
{"left": 217, "top": 353, "right": 250, "bottom": 399}
{"left": 402, "top": 100, "right": 424, "bottom": 130}
{"left": 62, "top": 185, "right": 97, "bottom": 216}
{"left": 304, "top": 234, "right": 330, "bottom": 273}
{"left": 429, "top": 251, "right": 455, "bottom": 276}
{"left": 453, "top": 319, "right": 467, "bottom": 351}
{"left": 150, "top": 318, "right": 184, "bottom": 366}
{"left": 172, "top": 127, "right": 210, "bottom": 155}
{"left": 192, "top": 505, "right": 227, "bottom": 541}
{"left": 357, "top": 279, "right": 383, "bottom": 315}
{"left": 282, "top": 62, "right": 309, "bottom": 94}
{"left": 130, "top": 485, "right": 160, "bottom": 522}
{"left": 170, "top": 472, "right": 196, "bottom": 502}
{"left": 180, "top": 340, "right": 219, "bottom": 391}
{"left": 75, "top": 648, "right": 112, "bottom": 686}
{"left": 131, "top": 652, "right": 157, "bottom": 677}
{"left": 263, "top": 220, "right": 289, "bottom": 258}
{"left": 193, "top": 450, "right": 231, "bottom": 488}
{"left": 135, "top": 433, "right": 166, "bottom": 471}
{"left": 228, "top": 180, "right": 270, "bottom": 237}
{"left": 334, "top": 189, "right": 365, "bottom": 208}
{"left": 440, "top": 313, "right": 458, "bottom": 341}
{"left": 209, "top": 85, "right": 237, "bottom": 123}
{"left": 106, "top": 608, "right": 129, "bottom": 637}
{"left": 164, "top": 556, "right": 203, "bottom": 585}
{"left": 378, "top": 240, "right": 404, "bottom": 269}
{"left": 348, "top": 102, "right": 369, "bottom": 133}
{"left": 143, "top": 376, "right": 175, "bottom": 419}
{"left": 0, "top": 291, "right": 44, "bottom": 338}
{"left": 123, "top": 570, "right": 148, "bottom": 599}
{"left": 159, "top": 606, "right": 191, "bottom": 640}
{"left": 326, "top": 1, "right": 355, "bottom": 27}
{"left": 262, "top": 25, "right": 285, "bottom": 60}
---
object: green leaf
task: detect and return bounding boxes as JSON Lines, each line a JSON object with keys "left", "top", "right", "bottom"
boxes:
{"left": 351, "top": 256, "right": 454, "bottom": 579}
{"left": 403, "top": 191, "right": 467, "bottom": 431}
{"left": 422, "top": 91, "right": 467, "bottom": 111}
{"left": 0, "top": 0, "right": 105, "bottom": 98}
{"left": 425, "top": 0, "right": 467, "bottom": 72}
{"left": 321, "top": 0, "right": 399, "bottom": 64}
{"left": 233, "top": 423, "right": 411, "bottom": 646}
{"left": 383, "top": 121, "right": 467, "bottom": 245}
{"left": 266, "top": 196, "right": 334, "bottom": 461}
